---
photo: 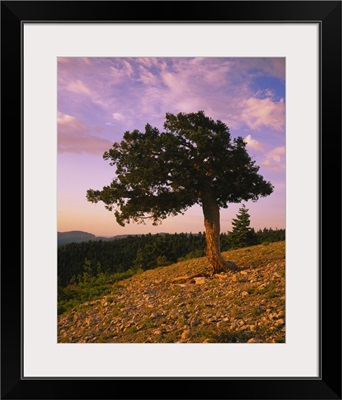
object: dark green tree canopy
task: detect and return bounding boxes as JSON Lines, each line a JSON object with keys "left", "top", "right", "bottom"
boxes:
{"left": 87, "top": 111, "right": 273, "bottom": 227}
{"left": 87, "top": 110, "right": 274, "bottom": 274}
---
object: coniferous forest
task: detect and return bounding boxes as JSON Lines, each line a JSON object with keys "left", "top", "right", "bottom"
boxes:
{"left": 58, "top": 228, "right": 285, "bottom": 289}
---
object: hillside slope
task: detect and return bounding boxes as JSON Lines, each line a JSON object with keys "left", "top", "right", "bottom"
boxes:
{"left": 58, "top": 241, "right": 285, "bottom": 343}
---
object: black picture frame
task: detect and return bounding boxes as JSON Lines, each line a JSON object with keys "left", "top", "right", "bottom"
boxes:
{"left": 1, "top": 1, "right": 341, "bottom": 399}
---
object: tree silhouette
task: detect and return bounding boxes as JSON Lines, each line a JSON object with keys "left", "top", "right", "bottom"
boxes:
{"left": 87, "top": 111, "right": 273, "bottom": 275}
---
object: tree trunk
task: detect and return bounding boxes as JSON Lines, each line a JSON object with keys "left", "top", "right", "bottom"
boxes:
{"left": 201, "top": 192, "right": 237, "bottom": 276}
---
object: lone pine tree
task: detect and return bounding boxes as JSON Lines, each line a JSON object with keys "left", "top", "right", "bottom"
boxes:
{"left": 229, "top": 204, "right": 258, "bottom": 249}
{"left": 87, "top": 111, "right": 273, "bottom": 275}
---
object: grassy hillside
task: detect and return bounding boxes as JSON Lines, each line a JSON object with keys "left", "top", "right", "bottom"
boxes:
{"left": 58, "top": 241, "right": 285, "bottom": 343}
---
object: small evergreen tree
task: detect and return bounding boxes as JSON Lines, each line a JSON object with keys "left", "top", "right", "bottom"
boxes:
{"left": 228, "top": 204, "right": 257, "bottom": 249}
{"left": 133, "top": 248, "right": 145, "bottom": 270}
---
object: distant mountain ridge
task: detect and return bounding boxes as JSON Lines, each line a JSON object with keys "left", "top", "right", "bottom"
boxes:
{"left": 57, "top": 230, "right": 129, "bottom": 246}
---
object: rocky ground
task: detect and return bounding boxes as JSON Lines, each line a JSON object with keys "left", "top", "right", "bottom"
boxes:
{"left": 58, "top": 241, "right": 285, "bottom": 343}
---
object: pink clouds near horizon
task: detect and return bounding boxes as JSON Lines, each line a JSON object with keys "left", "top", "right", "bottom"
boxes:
{"left": 58, "top": 112, "right": 112, "bottom": 154}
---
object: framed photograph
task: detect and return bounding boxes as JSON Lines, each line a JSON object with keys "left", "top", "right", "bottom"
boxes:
{"left": 1, "top": 1, "right": 341, "bottom": 399}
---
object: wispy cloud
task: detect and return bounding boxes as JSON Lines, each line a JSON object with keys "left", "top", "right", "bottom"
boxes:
{"left": 112, "top": 112, "right": 124, "bottom": 121}
{"left": 237, "top": 57, "right": 285, "bottom": 80}
{"left": 138, "top": 65, "right": 159, "bottom": 86}
{"left": 58, "top": 57, "right": 285, "bottom": 153}
{"left": 67, "top": 79, "right": 91, "bottom": 95}
{"left": 239, "top": 97, "right": 285, "bottom": 131}
{"left": 267, "top": 146, "right": 285, "bottom": 162}
{"left": 244, "top": 134, "right": 265, "bottom": 152}
{"left": 58, "top": 112, "right": 112, "bottom": 154}
{"left": 262, "top": 145, "right": 285, "bottom": 171}
{"left": 261, "top": 159, "right": 285, "bottom": 171}
{"left": 110, "top": 60, "right": 134, "bottom": 83}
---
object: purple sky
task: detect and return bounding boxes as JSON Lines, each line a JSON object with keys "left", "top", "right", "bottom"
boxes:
{"left": 58, "top": 57, "right": 285, "bottom": 236}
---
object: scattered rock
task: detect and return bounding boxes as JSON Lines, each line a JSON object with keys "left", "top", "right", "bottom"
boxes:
{"left": 194, "top": 277, "right": 206, "bottom": 285}
{"left": 181, "top": 329, "right": 191, "bottom": 340}
{"left": 214, "top": 273, "right": 227, "bottom": 280}
{"left": 275, "top": 318, "right": 285, "bottom": 326}
{"left": 247, "top": 338, "right": 263, "bottom": 343}
{"left": 58, "top": 242, "right": 285, "bottom": 344}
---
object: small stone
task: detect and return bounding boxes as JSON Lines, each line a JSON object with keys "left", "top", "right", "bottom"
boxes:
{"left": 153, "top": 330, "right": 162, "bottom": 335}
{"left": 214, "top": 273, "right": 227, "bottom": 280}
{"left": 194, "top": 277, "right": 206, "bottom": 285}
{"left": 241, "top": 291, "right": 249, "bottom": 297}
{"left": 275, "top": 318, "right": 285, "bottom": 326}
{"left": 181, "top": 329, "right": 191, "bottom": 340}
{"left": 247, "top": 338, "right": 263, "bottom": 343}
{"left": 240, "top": 271, "right": 248, "bottom": 275}
{"left": 273, "top": 272, "right": 281, "bottom": 278}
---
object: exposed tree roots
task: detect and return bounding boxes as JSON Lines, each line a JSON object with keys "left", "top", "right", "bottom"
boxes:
{"left": 171, "top": 261, "right": 239, "bottom": 283}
